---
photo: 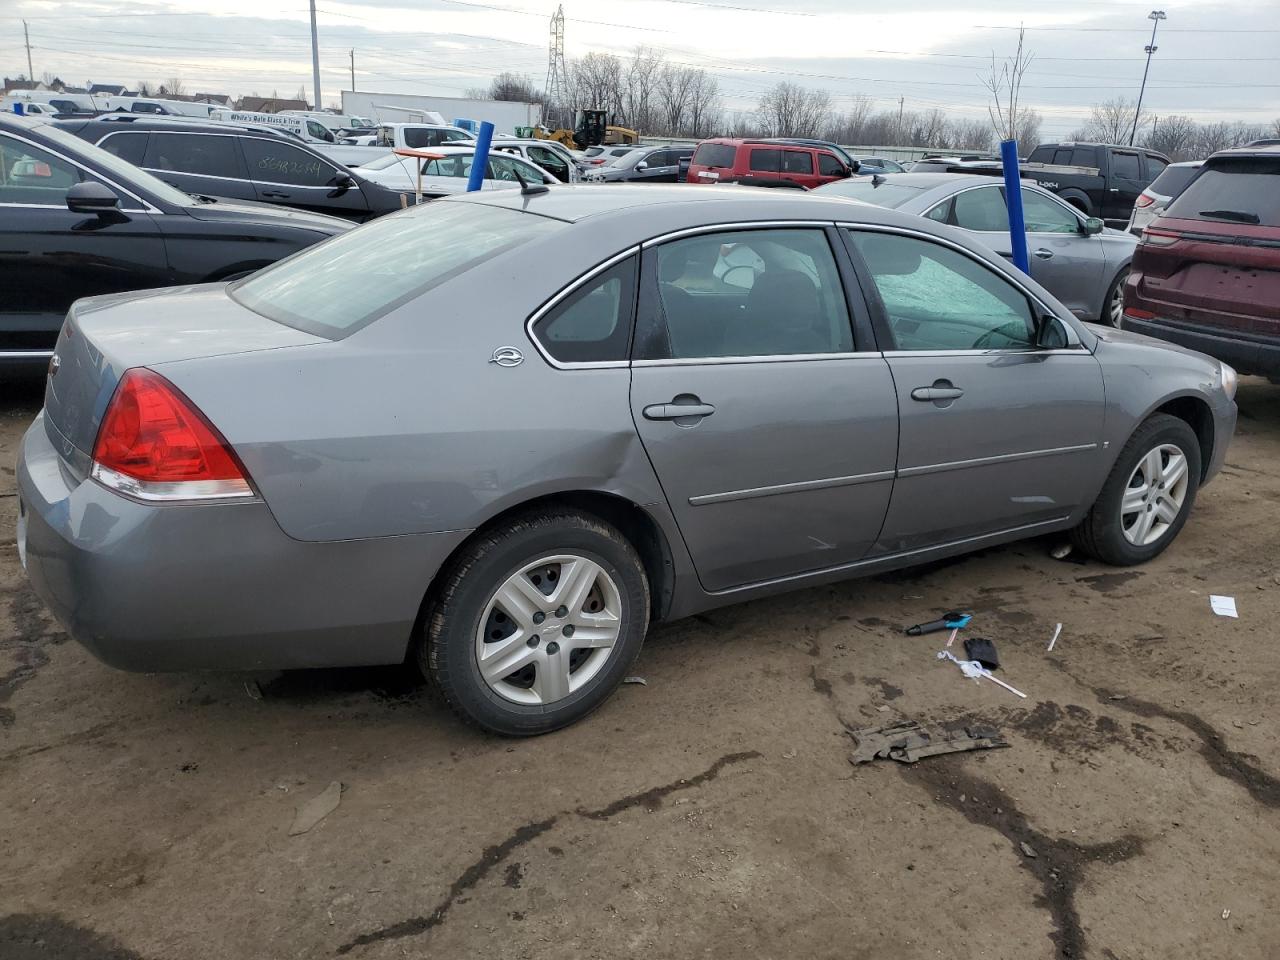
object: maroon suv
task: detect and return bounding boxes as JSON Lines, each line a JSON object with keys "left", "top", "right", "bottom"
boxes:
{"left": 1123, "top": 145, "right": 1280, "bottom": 378}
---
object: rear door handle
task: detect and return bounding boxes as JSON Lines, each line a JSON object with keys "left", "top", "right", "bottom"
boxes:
{"left": 911, "top": 386, "right": 964, "bottom": 402}
{"left": 643, "top": 399, "right": 715, "bottom": 421}
{"left": 1033, "top": 248, "right": 1054, "bottom": 260}
{"left": 261, "top": 190, "right": 290, "bottom": 199}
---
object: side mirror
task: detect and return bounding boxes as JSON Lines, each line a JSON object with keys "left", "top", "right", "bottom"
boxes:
{"left": 1035, "top": 313, "right": 1070, "bottom": 349}
{"left": 1083, "top": 217, "right": 1105, "bottom": 236}
{"left": 848, "top": 160, "right": 860, "bottom": 175}
{"left": 66, "top": 181, "right": 120, "bottom": 214}
{"left": 635, "top": 161, "right": 648, "bottom": 172}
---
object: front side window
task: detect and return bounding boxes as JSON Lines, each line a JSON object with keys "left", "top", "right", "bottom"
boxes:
{"left": 145, "top": 133, "right": 241, "bottom": 178}
{"left": 376, "top": 126, "right": 395, "bottom": 148}
{"left": 1020, "top": 189, "right": 1079, "bottom": 234}
{"left": 1147, "top": 156, "right": 1168, "bottom": 177}
{"left": 423, "top": 155, "right": 472, "bottom": 178}
{"left": 531, "top": 258, "right": 637, "bottom": 363}
{"left": 528, "top": 146, "right": 568, "bottom": 177}
{"left": 749, "top": 149, "right": 780, "bottom": 173}
{"left": 232, "top": 202, "right": 563, "bottom": 338}
{"left": 241, "top": 138, "right": 333, "bottom": 186}
{"left": 951, "top": 186, "right": 1009, "bottom": 232}
{"left": 847, "top": 231, "right": 1036, "bottom": 351}
{"left": 1112, "top": 152, "right": 1142, "bottom": 180}
{"left": 306, "top": 120, "right": 335, "bottom": 143}
{"left": 646, "top": 229, "right": 853, "bottom": 360}
{"left": 99, "top": 131, "right": 148, "bottom": 165}
{"left": 489, "top": 154, "right": 540, "bottom": 182}
{"left": 0, "top": 134, "right": 85, "bottom": 204}
{"left": 818, "top": 152, "right": 845, "bottom": 176}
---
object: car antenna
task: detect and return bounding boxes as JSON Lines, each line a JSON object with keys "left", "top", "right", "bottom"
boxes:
{"left": 511, "top": 166, "right": 549, "bottom": 196}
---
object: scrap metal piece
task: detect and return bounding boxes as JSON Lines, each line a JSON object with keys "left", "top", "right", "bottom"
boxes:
{"left": 849, "top": 719, "right": 1009, "bottom": 765}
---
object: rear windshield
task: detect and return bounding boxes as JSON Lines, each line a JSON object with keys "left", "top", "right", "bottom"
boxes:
{"left": 1146, "top": 164, "right": 1200, "bottom": 199}
{"left": 230, "top": 202, "right": 563, "bottom": 338}
{"left": 1164, "top": 157, "right": 1280, "bottom": 227}
{"left": 692, "top": 142, "right": 736, "bottom": 168}
{"left": 813, "top": 178, "right": 925, "bottom": 208}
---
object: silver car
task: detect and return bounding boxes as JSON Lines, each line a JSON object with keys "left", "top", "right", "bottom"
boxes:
{"left": 814, "top": 173, "right": 1136, "bottom": 326}
{"left": 1127, "top": 160, "right": 1202, "bottom": 237}
{"left": 18, "top": 186, "right": 1237, "bottom": 735}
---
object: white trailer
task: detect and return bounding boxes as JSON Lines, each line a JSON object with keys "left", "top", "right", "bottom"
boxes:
{"left": 340, "top": 91, "right": 539, "bottom": 135}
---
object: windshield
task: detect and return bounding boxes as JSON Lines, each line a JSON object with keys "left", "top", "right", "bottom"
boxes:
{"left": 230, "top": 202, "right": 563, "bottom": 338}
{"left": 813, "top": 178, "right": 926, "bottom": 208}
{"left": 1164, "top": 157, "right": 1280, "bottom": 227}
{"left": 37, "top": 121, "right": 195, "bottom": 207}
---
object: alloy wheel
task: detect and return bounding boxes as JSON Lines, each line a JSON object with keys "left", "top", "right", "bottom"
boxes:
{"left": 1120, "top": 443, "right": 1190, "bottom": 546}
{"left": 474, "top": 554, "right": 622, "bottom": 705}
{"left": 1109, "top": 271, "right": 1127, "bottom": 326}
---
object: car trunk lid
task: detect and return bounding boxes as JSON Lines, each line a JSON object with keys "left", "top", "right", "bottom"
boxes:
{"left": 45, "top": 283, "right": 323, "bottom": 458}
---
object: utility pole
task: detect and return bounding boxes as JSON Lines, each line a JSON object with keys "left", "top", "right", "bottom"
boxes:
{"left": 23, "top": 20, "right": 34, "bottom": 82}
{"left": 349, "top": 49, "right": 355, "bottom": 92}
{"left": 1131, "top": 9, "right": 1166, "bottom": 145}
{"left": 897, "top": 96, "right": 904, "bottom": 141}
{"left": 543, "top": 6, "right": 569, "bottom": 129}
{"left": 308, "top": 0, "right": 321, "bottom": 109}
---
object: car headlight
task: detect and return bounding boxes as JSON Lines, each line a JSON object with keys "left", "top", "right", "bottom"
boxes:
{"left": 1219, "top": 361, "right": 1238, "bottom": 401}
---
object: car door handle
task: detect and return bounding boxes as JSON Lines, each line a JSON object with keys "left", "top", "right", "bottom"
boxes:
{"left": 643, "top": 399, "right": 715, "bottom": 421}
{"left": 1033, "top": 248, "right": 1054, "bottom": 260}
{"left": 1109, "top": 188, "right": 1120, "bottom": 193}
{"left": 911, "top": 386, "right": 964, "bottom": 402}
{"left": 260, "top": 190, "right": 290, "bottom": 199}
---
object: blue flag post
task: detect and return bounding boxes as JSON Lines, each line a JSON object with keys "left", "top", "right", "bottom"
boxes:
{"left": 1000, "top": 139, "right": 1029, "bottom": 275}
{"left": 466, "top": 121, "right": 496, "bottom": 193}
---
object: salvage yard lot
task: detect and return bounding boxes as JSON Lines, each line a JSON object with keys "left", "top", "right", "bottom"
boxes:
{"left": 2, "top": 379, "right": 1278, "bottom": 960}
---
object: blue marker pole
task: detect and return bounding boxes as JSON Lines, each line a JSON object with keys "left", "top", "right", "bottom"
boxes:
{"left": 466, "top": 121, "right": 495, "bottom": 193}
{"left": 1000, "top": 138, "right": 1029, "bottom": 275}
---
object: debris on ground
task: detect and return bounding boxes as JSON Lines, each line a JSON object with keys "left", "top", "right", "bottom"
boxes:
{"left": 1223, "top": 909, "right": 1232, "bottom": 920}
{"left": 289, "top": 780, "right": 343, "bottom": 836}
{"left": 937, "top": 650, "right": 1027, "bottom": 699}
{"left": 1020, "top": 841, "right": 1037, "bottom": 858}
{"left": 963, "top": 637, "right": 1000, "bottom": 671}
{"left": 243, "top": 680, "right": 263, "bottom": 701}
{"left": 1210, "top": 595, "right": 1239, "bottom": 618}
{"left": 1050, "top": 543, "right": 1073, "bottom": 560}
{"left": 905, "top": 611, "right": 971, "bottom": 636}
{"left": 622, "top": 676, "right": 647, "bottom": 685}
{"left": 1047, "top": 623, "right": 1062, "bottom": 652}
{"left": 782, "top": 749, "right": 797, "bottom": 759}
{"left": 849, "top": 719, "right": 1009, "bottom": 765}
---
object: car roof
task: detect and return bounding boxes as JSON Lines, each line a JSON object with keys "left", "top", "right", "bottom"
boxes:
{"left": 58, "top": 115, "right": 297, "bottom": 139}
{"left": 847, "top": 172, "right": 1004, "bottom": 189}
{"left": 1209, "top": 143, "right": 1280, "bottom": 160}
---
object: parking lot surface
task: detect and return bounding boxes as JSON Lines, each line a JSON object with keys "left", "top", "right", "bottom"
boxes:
{"left": 2, "top": 378, "right": 1278, "bottom": 960}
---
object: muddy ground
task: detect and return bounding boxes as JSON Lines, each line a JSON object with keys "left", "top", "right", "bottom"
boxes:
{"left": 2, "top": 377, "right": 1278, "bottom": 960}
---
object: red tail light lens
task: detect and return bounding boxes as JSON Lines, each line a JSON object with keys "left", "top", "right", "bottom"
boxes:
{"left": 1140, "top": 228, "right": 1179, "bottom": 247}
{"left": 91, "top": 368, "right": 254, "bottom": 501}
{"left": 1134, "top": 193, "right": 1154, "bottom": 208}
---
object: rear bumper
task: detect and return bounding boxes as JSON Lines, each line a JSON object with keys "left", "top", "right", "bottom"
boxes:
{"left": 17, "top": 413, "right": 471, "bottom": 672}
{"left": 1120, "top": 314, "right": 1280, "bottom": 378}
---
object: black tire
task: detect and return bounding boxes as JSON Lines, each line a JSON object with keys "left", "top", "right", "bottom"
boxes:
{"left": 1102, "top": 267, "right": 1129, "bottom": 327}
{"left": 420, "top": 509, "right": 650, "bottom": 736}
{"left": 1071, "top": 414, "right": 1202, "bottom": 566}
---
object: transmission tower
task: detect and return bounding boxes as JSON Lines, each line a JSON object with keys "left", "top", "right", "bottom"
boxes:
{"left": 544, "top": 5, "right": 569, "bottom": 129}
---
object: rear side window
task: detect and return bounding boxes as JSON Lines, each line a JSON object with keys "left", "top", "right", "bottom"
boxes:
{"left": 1070, "top": 147, "right": 1097, "bottom": 168}
{"left": 749, "top": 149, "right": 780, "bottom": 173}
{"left": 231, "top": 203, "right": 564, "bottom": 338}
{"left": 1027, "top": 146, "right": 1054, "bottom": 164}
{"left": 1164, "top": 157, "right": 1280, "bottom": 227}
{"left": 145, "top": 133, "right": 242, "bottom": 178}
{"left": 692, "top": 142, "right": 735, "bottom": 168}
{"left": 1052, "top": 148, "right": 1072, "bottom": 165}
{"left": 1147, "top": 164, "right": 1199, "bottom": 199}
{"left": 1112, "top": 152, "right": 1142, "bottom": 180}
{"left": 99, "top": 132, "right": 148, "bottom": 165}
{"left": 1147, "top": 156, "right": 1168, "bottom": 177}
{"left": 531, "top": 258, "right": 637, "bottom": 364}
{"left": 781, "top": 150, "right": 813, "bottom": 174}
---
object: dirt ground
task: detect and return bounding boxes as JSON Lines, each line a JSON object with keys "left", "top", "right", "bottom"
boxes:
{"left": 2, "top": 376, "right": 1278, "bottom": 960}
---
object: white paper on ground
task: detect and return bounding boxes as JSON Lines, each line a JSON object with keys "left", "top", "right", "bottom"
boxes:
{"left": 1210, "top": 595, "right": 1239, "bottom": 618}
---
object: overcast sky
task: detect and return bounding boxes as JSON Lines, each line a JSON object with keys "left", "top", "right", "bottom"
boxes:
{"left": 4, "top": 0, "right": 1278, "bottom": 137}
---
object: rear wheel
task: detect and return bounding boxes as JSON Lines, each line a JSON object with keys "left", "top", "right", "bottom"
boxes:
{"left": 420, "top": 510, "right": 649, "bottom": 736}
{"left": 1071, "top": 414, "right": 1201, "bottom": 565}
{"left": 1102, "top": 267, "right": 1129, "bottom": 327}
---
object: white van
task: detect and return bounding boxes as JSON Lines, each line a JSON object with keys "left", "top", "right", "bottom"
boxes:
{"left": 281, "top": 110, "right": 375, "bottom": 133}
{"left": 208, "top": 110, "right": 336, "bottom": 143}
{"left": 3, "top": 91, "right": 97, "bottom": 116}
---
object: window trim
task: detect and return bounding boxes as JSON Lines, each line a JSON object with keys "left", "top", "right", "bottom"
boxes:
{"left": 0, "top": 130, "right": 155, "bottom": 213}
{"left": 524, "top": 247, "right": 641, "bottom": 370}
{"left": 837, "top": 222, "right": 1087, "bottom": 356}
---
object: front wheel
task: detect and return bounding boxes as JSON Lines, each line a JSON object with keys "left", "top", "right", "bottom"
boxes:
{"left": 420, "top": 510, "right": 650, "bottom": 736}
{"left": 1071, "top": 414, "right": 1201, "bottom": 565}
{"left": 1102, "top": 267, "right": 1129, "bottom": 327}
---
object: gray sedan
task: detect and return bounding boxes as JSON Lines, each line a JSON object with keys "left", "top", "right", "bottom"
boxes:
{"left": 18, "top": 186, "right": 1236, "bottom": 735}
{"left": 584, "top": 145, "right": 694, "bottom": 183}
{"left": 814, "top": 173, "right": 1136, "bottom": 325}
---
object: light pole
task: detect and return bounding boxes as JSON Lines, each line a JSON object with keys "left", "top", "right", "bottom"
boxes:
{"left": 1130, "top": 9, "right": 1166, "bottom": 145}
{"left": 309, "top": 0, "right": 322, "bottom": 109}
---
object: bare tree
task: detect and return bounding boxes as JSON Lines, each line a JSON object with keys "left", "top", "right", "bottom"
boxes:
{"left": 684, "top": 70, "right": 721, "bottom": 138}
{"left": 621, "top": 47, "right": 663, "bottom": 132}
{"left": 1273, "top": 117, "right": 1280, "bottom": 137}
{"left": 1084, "top": 97, "right": 1148, "bottom": 144}
{"left": 1014, "top": 108, "right": 1042, "bottom": 150}
{"left": 1143, "top": 114, "right": 1198, "bottom": 161}
{"left": 982, "top": 25, "right": 1034, "bottom": 145}
{"left": 136, "top": 80, "right": 153, "bottom": 96}
{"left": 655, "top": 63, "right": 696, "bottom": 136}
{"left": 488, "top": 72, "right": 542, "bottom": 104}
{"left": 165, "top": 77, "right": 187, "bottom": 97}
{"left": 756, "top": 82, "right": 831, "bottom": 138}
{"left": 954, "top": 119, "right": 995, "bottom": 152}
{"left": 571, "top": 52, "right": 624, "bottom": 118}
{"left": 294, "top": 84, "right": 308, "bottom": 106}
{"left": 827, "top": 96, "right": 873, "bottom": 144}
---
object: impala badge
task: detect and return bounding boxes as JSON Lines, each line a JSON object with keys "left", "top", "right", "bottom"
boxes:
{"left": 489, "top": 346, "right": 524, "bottom": 367}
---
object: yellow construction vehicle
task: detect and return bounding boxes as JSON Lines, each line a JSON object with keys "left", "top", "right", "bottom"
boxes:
{"left": 520, "top": 112, "right": 639, "bottom": 150}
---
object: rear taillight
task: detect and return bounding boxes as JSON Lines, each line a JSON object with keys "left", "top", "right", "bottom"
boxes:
{"left": 1140, "top": 228, "right": 1179, "bottom": 247}
{"left": 1134, "top": 193, "right": 1154, "bottom": 208}
{"left": 91, "top": 368, "right": 254, "bottom": 501}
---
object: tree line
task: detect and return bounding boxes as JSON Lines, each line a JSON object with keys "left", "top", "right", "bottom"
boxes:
{"left": 1071, "top": 97, "right": 1280, "bottom": 162}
